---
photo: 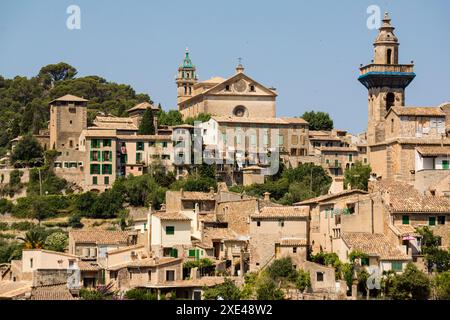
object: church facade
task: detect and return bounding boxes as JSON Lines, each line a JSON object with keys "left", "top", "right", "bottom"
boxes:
{"left": 176, "top": 50, "right": 277, "bottom": 119}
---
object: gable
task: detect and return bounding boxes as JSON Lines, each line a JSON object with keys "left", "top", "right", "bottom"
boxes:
{"left": 203, "top": 73, "right": 277, "bottom": 97}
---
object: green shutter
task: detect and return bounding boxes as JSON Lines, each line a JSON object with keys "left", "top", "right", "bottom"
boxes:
{"left": 429, "top": 216, "right": 436, "bottom": 226}
{"left": 402, "top": 215, "right": 409, "bottom": 225}
{"left": 90, "top": 151, "right": 93, "bottom": 161}
{"left": 188, "top": 249, "right": 195, "bottom": 257}
{"left": 90, "top": 164, "right": 94, "bottom": 174}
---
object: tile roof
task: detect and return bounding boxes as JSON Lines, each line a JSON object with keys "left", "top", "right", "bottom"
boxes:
{"left": 320, "top": 146, "right": 359, "bottom": 152}
{"left": 127, "top": 102, "right": 158, "bottom": 112}
{"left": 393, "top": 225, "right": 420, "bottom": 237}
{"left": 50, "top": 94, "right": 88, "bottom": 103}
{"left": 416, "top": 146, "right": 450, "bottom": 157}
{"left": 77, "top": 261, "right": 102, "bottom": 271}
{"left": 181, "top": 191, "right": 215, "bottom": 201}
{"left": 116, "top": 134, "right": 171, "bottom": 141}
{"left": 145, "top": 276, "right": 227, "bottom": 289}
{"left": 202, "top": 227, "right": 244, "bottom": 247}
{"left": 251, "top": 206, "right": 309, "bottom": 219}
{"left": 295, "top": 189, "right": 368, "bottom": 205}
{"left": 93, "top": 116, "right": 138, "bottom": 130}
{"left": 212, "top": 116, "right": 305, "bottom": 125}
{"left": 152, "top": 211, "right": 191, "bottom": 221}
{"left": 31, "top": 283, "right": 77, "bottom": 300}
{"left": 341, "top": 232, "right": 411, "bottom": 261}
{"left": 108, "top": 257, "right": 181, "bottom": 271}
{"left": 389, "top": 106, "right": 445, "bottom": 117}
{"left": 279, "top": 238, "right": 308, "bottom": 246}
{"left": 70, "top": 230, "right": 129, "bottom": 245}
{"left": 0, "top": 281, "right": 32, "bottom": 299}
{"left": 373, "top": 180, "right": 450, "bottom": 213}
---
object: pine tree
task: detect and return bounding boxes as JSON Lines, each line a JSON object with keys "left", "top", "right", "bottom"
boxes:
{"left": 139, "top": 108, "right": 155, "bottom": 135}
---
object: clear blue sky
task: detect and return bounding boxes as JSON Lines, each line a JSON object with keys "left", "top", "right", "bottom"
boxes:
{"left": 1, "top": 0, "right": 449, "bottom": 134}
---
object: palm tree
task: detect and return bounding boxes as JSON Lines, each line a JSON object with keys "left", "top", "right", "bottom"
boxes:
{"left": 18, "top": 229, "right": 46, "bottom": 249}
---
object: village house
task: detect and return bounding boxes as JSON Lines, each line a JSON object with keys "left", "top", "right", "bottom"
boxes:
{"left": 249, "top": 206, "right": 309, "bottom": 272}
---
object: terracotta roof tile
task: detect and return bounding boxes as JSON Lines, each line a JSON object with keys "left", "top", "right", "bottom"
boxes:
{"left": 181, "top": 191, "right": 215, "bottom": 201}
{"left": 152, "top": 211, "right": 191, "bottom": 221}
{"left": 279, "top": 238, "right": 307, "bottom": 246}
{"left": 341, "top": 232, "right": 411, "bottom": 261}
{"left": 251, "top": 206, "right": 309, "bottom": 219}
{"left": 70, "top": 230, "right": 129, "bottom": 245}
{"left": 77, "top": 261, "right": 102, "bottom": 271}
{"left": 50, "top": 94, "right": 88, "bottom": 103}
{"left": 416, "top": 146, "right": 450, "bottom": 157}
{"left": 390, "top": 106, "right": 445, "bottom": 117}
{"left": 108, "top": 257, "right": 181, "bottom": 271}
{"left": 31, "top": 283, "right": 77, "bottom": 300}
{"left": 295, "top": 190, "right": 368, "bottom": 205}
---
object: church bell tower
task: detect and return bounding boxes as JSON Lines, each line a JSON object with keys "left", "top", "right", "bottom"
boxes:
{"left": 176, "top": 48, "right": 198, "bottom": 104}
{"left": 358, "top": 13, "right": 415, "bottom": 145}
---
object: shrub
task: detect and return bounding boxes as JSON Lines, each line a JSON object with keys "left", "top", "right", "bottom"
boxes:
{"left": 0, "top": 222, "right": 9, "bottom": 231}
{"left": 0, "top": 198, "right": 14, "bottom": 214}
{"left": 44, "top": 232, "right": 68, "bottom": 252}
{"left": 124, "top": 288, "right": 157, "bottom": 300}
{"left": 203, "top": 278, "right": 242, "bottom": 300}
{"left": 68, "top": 215, "right": 83, "bottom": 229}
{"left": 10, "top": 221, "right": 36, "bottom": 231}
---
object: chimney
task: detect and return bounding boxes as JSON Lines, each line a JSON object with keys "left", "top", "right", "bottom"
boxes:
{"left": 180, "top": 188, "right": 184, "bottom": 197}
{"left": 160, "top": 203, "right": 166, "bottom": 211}
{"left": 209, "top": 187, "right": 214, "bottom": 194}
{"left": 263, "top": 192, "right": 270, "bottom": 201}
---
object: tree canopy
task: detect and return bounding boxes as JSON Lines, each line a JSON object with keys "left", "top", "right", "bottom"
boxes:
{"left": 138, "top": 108, "right": 155, "bottom": 135}
{"left": 344, "top": 161, "right": 372, "bottom": 191}
{"left": 301, "top": 111, "right": 333, "bottom": 131}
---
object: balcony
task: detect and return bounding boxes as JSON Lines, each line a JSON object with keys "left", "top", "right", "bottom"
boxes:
{"left": 326, "top": 162, "right": 341, "bottom": 168}
{"left": 359, "top": 64, "right": 414, "bottom": 75}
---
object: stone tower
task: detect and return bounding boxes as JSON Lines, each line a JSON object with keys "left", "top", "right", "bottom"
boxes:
{"left": 176, "top": 48, "right": 198, "bottom": 104}
{"left": 358, "top": 13, "right": 415, "bottom": 145}
{"left": 49, "top": 94, "right": 87, "bottom": 150}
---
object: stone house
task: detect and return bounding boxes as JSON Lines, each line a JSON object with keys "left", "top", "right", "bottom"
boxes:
{"left": 249, "top": 206, "right": 309, "bottom": 272}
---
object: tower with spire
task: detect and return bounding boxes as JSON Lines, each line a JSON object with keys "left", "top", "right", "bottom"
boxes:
{"left": 176, "top": 48, "right": 198, "bottom": 104}
{"left": 359, "top": 12, "right": 415, "bottom": 145}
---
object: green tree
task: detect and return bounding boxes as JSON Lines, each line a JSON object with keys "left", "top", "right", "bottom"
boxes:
{"left": 184, "top": 112, "right": 211, "bottom": 125}
{"left": 255, "top": 277, "right": 284, "bottom": 300}
{"left": 266, "top": 257, "right": 298, "bottom": 282}
{"left": 124, "top": 288, "right": 157, "bottom": 300}
{"left": 30, "top": 196, "right": 53, "bottom": 224}
{"left": 301, "top": 111, "right": 333, "bottom": 131}
{"left": 296, "top": 270, "right": 311, "bottom": 292}
{"left": 18, "top": 229, "right": 46, "bottom": 249}
{"left": 38, "top": 62, "right": 77, "bottom": 86}
{"left": 157, "top": 109, "right": 183, "bottom": 126}
{"left": 203, "top": 278, "right": 242, "bottom": 300}
{"left": 10, "top": 135, "right": 43, "bottom": 166}
{"left": 434, "top": 270, "right": 450, "bottom": 300}
{"left": 138, "top": 108, "right": 155, "bottom": 135}
{"left": 344, "top": 161, "right": 372, "bottom": 191}
{"left": 68, "top": 214, "right": 83, "bottom": 229}
{"left": 388, "top": 263, "right": 431, "bottom": 300}
{"left": 44, "top": 232, "right": 68, "bottom": 252}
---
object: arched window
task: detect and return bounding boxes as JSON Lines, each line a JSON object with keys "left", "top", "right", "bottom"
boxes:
{"left": 391, "top": 119, "right": 394, "bottom": 133}
{"left": 387, "top": 49, "right": 392, "bottom": 64}
{"left": 386, "top": 92, "right": 395, "bottom": 111}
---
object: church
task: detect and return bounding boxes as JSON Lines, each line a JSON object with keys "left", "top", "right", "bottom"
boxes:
{"left": 359, "top": 13, "right": 450, "bottom": 183}
{"left": 176, "top": 49, "right": 277, "bottom": 119}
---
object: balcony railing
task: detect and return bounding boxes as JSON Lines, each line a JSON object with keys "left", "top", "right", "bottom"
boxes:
{"left": 359, "top": 64, "right": 414, "bottom": 76}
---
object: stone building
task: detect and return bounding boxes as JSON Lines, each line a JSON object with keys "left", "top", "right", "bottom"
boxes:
{"left": 176, "top": 50, "right": 277, "bottom": 119}
{"left": 359, "top": 13, "right": 450, "bottom": 182}
{"left": 249, "top": 206, "right": 309, "bottom": 272}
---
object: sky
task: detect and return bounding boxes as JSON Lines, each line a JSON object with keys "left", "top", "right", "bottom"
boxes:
{"left": 1, "top": 0, "right": 449, "bottom": 134}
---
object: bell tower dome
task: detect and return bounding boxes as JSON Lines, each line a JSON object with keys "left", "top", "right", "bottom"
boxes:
{"left": 176, "top": 48, "right": 198, "bottom": 104}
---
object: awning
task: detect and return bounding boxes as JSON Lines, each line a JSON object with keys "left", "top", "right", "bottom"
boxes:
{"left": 402, "top": 235, "right": 416, "bottom": 241}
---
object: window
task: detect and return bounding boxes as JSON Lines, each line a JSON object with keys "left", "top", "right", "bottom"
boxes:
{"left": 90, "top": 150, "right": 99, "bottom": 161}
{"left": 137, "top": 142, "right": 144, "bottom": 151}
{"left": 402, "top": 215, "right": 410, "bottom": 225}
{"left": 149, "top": 141, "right": 155, "bottom": 147}
{"left": 104, "top": 176, "right": 109, "bottom": 185}
{"left": 225, "top": 85, "right": 230, "bottom": 91}
{"left": 69, "top": 107, "right": 76, "bottom": 113}
{"left": 188, "top": 249, "right": 196, "bottom": 257}
{"left": 257, "top": 221, "right": 261, "bottom": 227}
{"left": 233, "top": 105, "right": 247, "bottom": 117}
{"left": 278, "top": 135, "right": 284, "bottom": 146}
{"left": 102, "top": 151, "right": 112, "bottom": 162}
{"left": 91, "top": 139, "right": 100, "bottom": 148}
{"left": 316, "top": 272, "right": 324, "bottom": 282}
{"left": 387, "top": 48, "right": 392, "bottom": 64}
{"left": 293, "top": 247, "right": 297, "bottom": 253}
{"left": 361, "top": 257, "right": 369, "bottom": 266}
{"left": 148, "top": 271, "right": 152, "bottom": 281}
{"left": 30, "top": 258, "right": 33, "bottom": 268}
{"left": 92, "top": 176, "right": 98, "bottom": 185}
{"left": 278, "top": 220, "right": 284, "bottom": 227}
{"left": 392, "top": 262, "right": 402, "bottom": 272}
{"left": 348, "top": 154, "right": 353, "bottom": 162}
{"left": 391, "top": 119, "right": 394, "bottom": 133}
{"left": 103, "top": 139, "right": 111, "bottom": 147}
{"left": 69, "top": 140, "right": 73, "bottom": 148}
{"left": 162, "top": 142, "right": 168, "bottom": 148}
{"left": 102, "top": 164, "right": 112, "bottom": 175}
{"left": 136, "top": 153, "right": 142, "bottom": 163}
{"left": 90, "top": 164, "right": 100, "bottom": 174}
{"left": 443, "top": 160, "right": 449, "bottom": 170}
{"left": 346, "top": 203, "right": 355, "bottom": 214}
{"left": 386, "top": 92, "right": 395, "bottom": 111}
{"left": 429, "top": 216, "right": 436, "bottom": 226}
{"left": 166, "top": 270, "right": 175, "bottom": 281}
{"left": 438, "top": 216, "right": 446, "bottom": 225}
{"left": 250, "top": 85, "right": 255, "bottom": 92}
{"left": 166, "top": 226, "right": 175, "bottom": 235}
